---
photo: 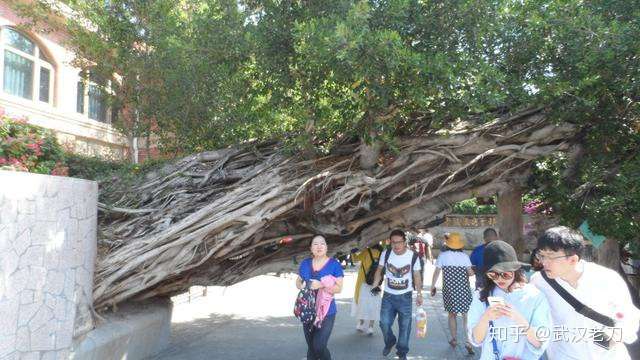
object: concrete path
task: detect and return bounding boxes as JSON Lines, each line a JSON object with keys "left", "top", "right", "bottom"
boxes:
{"left": 150, "top": 262, "right": 640, "bottom": 360}
{"left": 152, "top": 263, "right": 481, "bottom": 360}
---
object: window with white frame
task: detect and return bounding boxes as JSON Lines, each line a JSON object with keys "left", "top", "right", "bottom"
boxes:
{"left": 0, "top": 27, "right": 54, "bottom": 104}
{"left": 76, "top": 71, "right": 109, "bottom": 123}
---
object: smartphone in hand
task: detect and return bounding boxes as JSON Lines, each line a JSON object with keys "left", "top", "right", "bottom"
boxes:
{"left": 487, "top": 296, "right": 505, "bottom": 307}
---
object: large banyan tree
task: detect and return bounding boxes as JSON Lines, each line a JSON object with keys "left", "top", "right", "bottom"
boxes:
{"left": 94, "top": 108, "right": 579, "bottom": 308}
{"left": 18, "top": 0, "right": 638, "bottom": 308}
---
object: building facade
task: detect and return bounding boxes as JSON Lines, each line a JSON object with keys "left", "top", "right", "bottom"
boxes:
{"left": 0, "top": 1, "right": 129, "bottom": 160}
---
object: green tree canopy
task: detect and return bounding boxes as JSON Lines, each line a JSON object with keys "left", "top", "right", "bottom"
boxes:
{"left": 16, "top": 0, "right": 640, "bottom": 248}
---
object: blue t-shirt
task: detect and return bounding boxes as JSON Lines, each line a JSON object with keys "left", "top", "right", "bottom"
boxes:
{"left": 298, "top": 258, "right": 344, "bottom": 316}
{"left": 470, "top": 244, "right": 485, "bottom": 270}
{"left": 470, "top": 244, "right": 486, "bottom": 288}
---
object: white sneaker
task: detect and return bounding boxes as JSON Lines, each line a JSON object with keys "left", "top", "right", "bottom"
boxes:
{"left": 366, "top": 327, "right": 374, "bottom": 336}
{"left": 356, "top": 323, "right": 365, "bottom": 332}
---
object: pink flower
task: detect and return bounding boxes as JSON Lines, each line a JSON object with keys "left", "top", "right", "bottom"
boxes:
{"left": 524, "top": 199, "right": 545, "bottom": 214}
{"left": 26, "top": 143, "right": 43, "bottom": 156}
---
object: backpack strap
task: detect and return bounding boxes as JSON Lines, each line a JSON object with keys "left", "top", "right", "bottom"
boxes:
{"left": 379, "top": 247, "right": 393, "bottom": 281}
{"left": 383, "top": 247, "right": 392, "bottom": 268}
{"left": 488, "top": 318, "right": 500, "bottom": 360}
{"left": 484, "top": 293, "right": 500, "bottom": 360}
{"left": 305, "top": 259, "right": 314, "bottom": 289}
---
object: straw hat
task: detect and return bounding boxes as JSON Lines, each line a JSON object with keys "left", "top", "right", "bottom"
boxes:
{"left": 444, "top": 232, "right": 465, "bottom": 250}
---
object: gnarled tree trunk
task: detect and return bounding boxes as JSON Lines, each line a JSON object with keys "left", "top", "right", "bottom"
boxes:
{"left": 497, "top": 186, "right": 525, "bottom": 257}
{"left": 94, "top": 108, "right": 578, "bottom": 309}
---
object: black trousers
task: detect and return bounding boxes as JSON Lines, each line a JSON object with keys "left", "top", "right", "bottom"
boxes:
{"left": 303, "top": 314, "right": 336, "bottom": 360}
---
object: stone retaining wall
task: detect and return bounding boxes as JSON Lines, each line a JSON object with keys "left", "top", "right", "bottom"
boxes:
{"left": 0, "top": 171, "right": 97, "bottom": 359}
{"left": 71, "top": 299, "right": 172, "bottom": 360}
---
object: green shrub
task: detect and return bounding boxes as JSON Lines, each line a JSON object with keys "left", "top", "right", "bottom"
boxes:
{"left": 65, "top": 152, "right": 170, "bottom": 204}
{"left": 452, "top": 198, "right": 497, "bottom": 215}
{"left": 0, "top": 115, "right": 67, "bottom": 175}
{"left": 65, "top": 153, "right": 128, "bottom": 181}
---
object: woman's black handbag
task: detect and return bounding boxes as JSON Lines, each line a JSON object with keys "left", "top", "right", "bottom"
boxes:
{"left": 363, "top": 249, "right": 380, "bottom": 285}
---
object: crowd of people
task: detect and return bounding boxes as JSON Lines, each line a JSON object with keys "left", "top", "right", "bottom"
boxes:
{"left": 294, "top": 226, "right": 640, "bottom": 360}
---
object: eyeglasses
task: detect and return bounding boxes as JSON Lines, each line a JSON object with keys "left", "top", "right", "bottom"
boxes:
{"left": 486, "top": 271, "right": 514, "bottom": 281}
{"left": 535, "top": 253, "right": 571, "bottom": 262}
{"left": 391, "top": 240, "right": 406, "bottom": 245}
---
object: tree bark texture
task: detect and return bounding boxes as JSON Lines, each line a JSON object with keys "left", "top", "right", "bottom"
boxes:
{"left": 497, "top": 186, "right": 525, "bottom": 257}
{"left": 93, "top": 109, "right": 578, "bottom": 309}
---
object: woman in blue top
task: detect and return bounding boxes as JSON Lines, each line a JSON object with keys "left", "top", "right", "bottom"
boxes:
{"left": 296, "top": 235, "right": 344, "bottom": 360}
{"left": 467, "top": 241, "right": 552, "bottom": 360}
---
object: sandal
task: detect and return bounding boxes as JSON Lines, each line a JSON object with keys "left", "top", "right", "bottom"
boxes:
{"left": 448, "top": 338, "right": 457, "bottom": 347}
{"left": 465, "top": 343, "right": 475, "bottom": 355}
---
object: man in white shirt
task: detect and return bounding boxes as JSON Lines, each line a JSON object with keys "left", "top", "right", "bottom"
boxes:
{"left": 373, "top": 229, "right": 422, "bottom": 360}
{"left": 530, "top": 226, "right": 640, "bottom": 359}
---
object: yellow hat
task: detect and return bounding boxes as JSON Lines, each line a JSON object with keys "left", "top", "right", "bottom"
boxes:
{"left": 445, "top": 232, "right": 465, "bottom": 250}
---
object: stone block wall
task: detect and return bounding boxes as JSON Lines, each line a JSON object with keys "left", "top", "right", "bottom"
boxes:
{"left": 0, "top": 171, "right": 97, "bottom": 359}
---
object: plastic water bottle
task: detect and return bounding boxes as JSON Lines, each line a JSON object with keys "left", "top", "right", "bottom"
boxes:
{"left": 416, "top": 307, "right": 427, "bottom": 338}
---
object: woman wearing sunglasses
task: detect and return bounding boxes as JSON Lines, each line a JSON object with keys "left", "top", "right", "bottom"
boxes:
{"left": 467, "top": 241, "right": 552, "bottom": 360}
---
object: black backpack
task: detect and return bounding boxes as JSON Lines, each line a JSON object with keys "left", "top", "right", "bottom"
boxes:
{"left": 362, "top": 249, "right": 380, "bottom": 285}
{"left": 382, "top": 247, "right": 422, "bottom": 290}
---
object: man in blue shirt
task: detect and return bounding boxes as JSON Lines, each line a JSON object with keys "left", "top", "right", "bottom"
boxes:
{"left": 469, "top": 227, "right": 498, "bottom": 289}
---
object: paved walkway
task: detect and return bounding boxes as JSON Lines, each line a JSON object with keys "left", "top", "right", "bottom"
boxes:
{"left": 152, "top": 263, "right": 480, "bottom": 360}
{"left": 151, "top": 262, "right": 640, "bottom": 359}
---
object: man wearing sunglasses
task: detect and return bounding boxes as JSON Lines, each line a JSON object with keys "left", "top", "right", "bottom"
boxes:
{"left": 372, "top": 229, "right": 423, "bottom": 360}
{"left": 530, "top": 226, "right": 640, "bottom": 359}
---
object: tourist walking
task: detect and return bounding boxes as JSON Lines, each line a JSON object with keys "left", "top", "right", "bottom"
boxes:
{"left": 530, "top": 226, "right": 640, "bottom": 360}
{"left": 416, "top": 228, "right": 434, "bottom": 264}
{"left": 430, "top": 232, "right": 475, "bottom": 354}
{"left": 408, "top": 233, "right": 426, "bottom": 286}
{"left": 295, "top": 235, "right": 344, "bottom": 360}
{"left": 351, "top": 243, "right": 384, "bottom": 335}
{"left": 372, "top": 229, "right": 423, "bottom": 360}
{"left": 470, "top": 228, "right": 499, "bottom": 289}
{"left": 467, "top": 240, "right": 552, "bottom": 359}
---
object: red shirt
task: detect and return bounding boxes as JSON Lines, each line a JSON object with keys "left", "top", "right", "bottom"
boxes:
{"left": 413, "top": 242, "right": 425, "bottom": 257}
